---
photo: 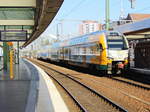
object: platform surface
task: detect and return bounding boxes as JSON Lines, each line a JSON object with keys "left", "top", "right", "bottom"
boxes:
{"left": 0, "top": 58, "right": 69, "bottom": 112}
{"left": 0, "top": 58, "right": 39, "bottom": 112}
{"left": 130, "top": 68, "right": 150, "bottom": 75}
{"left": 26, "top": 59, "right": 69, "bottom": 112}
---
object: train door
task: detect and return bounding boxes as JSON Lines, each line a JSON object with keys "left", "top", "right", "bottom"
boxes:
{"left": 82, "top": 47, "right": 86, "bottom": 64}
{"left": 68, "top": 47, "right": 71, "bottom": 61}
{"left": 60, "top": 47, "right": 64, "bottom": 60}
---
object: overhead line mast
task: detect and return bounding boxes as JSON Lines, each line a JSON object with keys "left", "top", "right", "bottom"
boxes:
{"left": 106, "top": 0, "right": 110, "bottom": 30}
{"left": 120, "top": 0, "right": 125, "bottom": 19}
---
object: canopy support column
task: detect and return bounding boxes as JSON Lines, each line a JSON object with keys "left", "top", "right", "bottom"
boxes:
{"left": 3, "top": 42, "right": 9, "bottom": 70}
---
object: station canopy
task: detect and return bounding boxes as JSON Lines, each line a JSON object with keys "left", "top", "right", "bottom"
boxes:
{"left": 0, "top": 0, "right": 63, "bottom": 47}
{"left": 114, "top": 18, "right": 150, "bottom": 40}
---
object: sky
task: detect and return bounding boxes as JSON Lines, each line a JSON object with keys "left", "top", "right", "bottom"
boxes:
{"left": 41, "top": 0, "right": 150, "bottom": 39}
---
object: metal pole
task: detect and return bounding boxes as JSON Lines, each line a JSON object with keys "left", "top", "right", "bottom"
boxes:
{"left": 120, "top": 0, "right": 124, "bottom": 19}
{"left": 131, "top": 0, "right": 135, "bottom": 9}
{"left": 56, "top": 23, "right": 60, "bottom": 40}
{"left": 10, "top": 50, "right": 14, "bottom": 79}
{"left": 60, "top": 22, "right": 63, "bottom": 39}
{"left": 3, "top": 42, "right": 8, "bottom": 70}
{"left": 106, "top": 0, "right": 110, "bottom": 30}
{"left": 17, "top": 41, "right": 19, "bottom": 64}
{"left": 3, "top": 26, "right": 8, "bottom": 70}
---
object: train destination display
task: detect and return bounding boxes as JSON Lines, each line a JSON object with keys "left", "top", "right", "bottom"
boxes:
{"left": 0, "top": 30, "right": 27, "bottom": 41}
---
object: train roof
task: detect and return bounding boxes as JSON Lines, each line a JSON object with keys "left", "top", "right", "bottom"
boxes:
{"left": 38, "top": 45, "right": 51, "bottom": 51}
{"left": 51, "top": 30, "right": 121, "bottom": 48}
{"left": 51, "top": 31, "right": 105, "bottom": 48}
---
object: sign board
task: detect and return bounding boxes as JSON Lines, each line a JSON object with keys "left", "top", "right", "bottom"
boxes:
{"left": 0, "top": 30, "right": 27, "bottom": 41}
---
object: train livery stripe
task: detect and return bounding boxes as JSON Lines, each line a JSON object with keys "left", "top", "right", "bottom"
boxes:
{"left": 96, "top": 65, "right": 108, "bottom": 70}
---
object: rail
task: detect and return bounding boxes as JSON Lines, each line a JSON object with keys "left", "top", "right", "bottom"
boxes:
{"left": 109, "top": 77, "right": 150, "bottom": 90}
{"left": 31, "top": 59, "right": 127, "bottom": 112}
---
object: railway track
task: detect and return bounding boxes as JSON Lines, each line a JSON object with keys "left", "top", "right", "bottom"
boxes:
{"left": 84, "top": 78, "right": 150, "bottom": 106}
{"left": 29, "top": 58, "right": 150, "bottom": 111}
{"left": 30, "top": 59, "right": 127, "bottom": 112}
{"left": 109, "top": 77, "right": 150, "bottom": 91}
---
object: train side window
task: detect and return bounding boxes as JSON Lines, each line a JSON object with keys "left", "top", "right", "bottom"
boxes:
{"left": 94, "top": 44, "right": 102, "bottom": 55}
{"left": 93, "top": 45, "right": 97, "bottom": 54}
{"left": 99, "top": 44, "right": 102, "bottom": 51}
{"left": 83, "top": 47, "right": 86, "bottom": 54}
{"left": 86, "top": 47, "right": 90, "bottom": 55}
{"left": 90, "top": 46, "right": 93, "bottom": 54}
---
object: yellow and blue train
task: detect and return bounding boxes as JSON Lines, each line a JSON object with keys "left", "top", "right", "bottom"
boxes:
{"left": 38, "top": 30, "right": 129, "bottom": 74}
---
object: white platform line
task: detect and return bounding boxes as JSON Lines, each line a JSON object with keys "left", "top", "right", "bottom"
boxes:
{"left": 26, "top": 59, "right": 69, "bottom": 112}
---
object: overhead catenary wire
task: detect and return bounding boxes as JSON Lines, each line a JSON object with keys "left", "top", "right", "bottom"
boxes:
{"left": 133, "top": 6, "right": 150, "bottom": 13}
{"left": 49, "top": 0, "right": 90, "bottom": 36}
{"left": 60, "top": 0, "right": 89, "bottom": 19}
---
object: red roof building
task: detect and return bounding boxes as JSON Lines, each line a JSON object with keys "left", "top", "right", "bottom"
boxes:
{"left": 126, "top": 13, "right": 150, "bottom": 21}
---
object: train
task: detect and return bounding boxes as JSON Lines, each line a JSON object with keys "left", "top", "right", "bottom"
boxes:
{"left": 134, "top": 39, "right": 150, "bottom": 69}
{"left": 37, "top": 30, "right": 129, "bottom": 74}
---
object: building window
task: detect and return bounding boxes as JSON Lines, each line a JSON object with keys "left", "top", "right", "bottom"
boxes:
{"left": 91, "top": 24, "right": 95, "bottom": 32}
{"left": 86, "top": 24, "right": 89, "bottom": 34}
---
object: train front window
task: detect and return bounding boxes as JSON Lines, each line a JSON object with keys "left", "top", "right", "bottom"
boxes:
{"left": 107, "top": 32, "right": 128, "bottom": 50}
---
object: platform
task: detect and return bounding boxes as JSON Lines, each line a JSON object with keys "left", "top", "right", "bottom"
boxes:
{"left": 0, "top": 58, "right": 69, "bottom": 112}
{"left": 130, "top": 68, "right": 150, "bottom": 75}
{"left": 26, "top": 59, "right": 69, "bottom": 112}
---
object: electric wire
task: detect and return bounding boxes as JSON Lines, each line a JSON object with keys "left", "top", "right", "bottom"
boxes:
{"left": 133, "top": 6, "right": 150, "bottom": 13}
{"left": 60, "top": 0, "right": 89, "bottom": 19}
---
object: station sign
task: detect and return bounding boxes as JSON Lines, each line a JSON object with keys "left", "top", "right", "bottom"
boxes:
{"left": 0, "top": 30, "right": 27, "bottom": 41}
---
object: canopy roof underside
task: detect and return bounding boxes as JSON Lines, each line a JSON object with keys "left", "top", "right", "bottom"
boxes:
{"left": 0, "top": 0, "right": 63, "bottom": 47}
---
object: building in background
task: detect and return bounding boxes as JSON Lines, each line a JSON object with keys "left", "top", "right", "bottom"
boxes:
{"left": 126, "top": 13, "right": 150, "bottom": 22}
{"left": 79, "top": 20, "right": 102, "bottom": 35}
{"left": 110, "top": 13, "right": 150, "bottom": 29}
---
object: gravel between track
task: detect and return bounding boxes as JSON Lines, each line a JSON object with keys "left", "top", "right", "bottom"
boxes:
{"left": 29, "top": 59, "right": 150, "bottom": 112}
{"left": 34, "top": 60, "right": 120, "bottom": 112}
